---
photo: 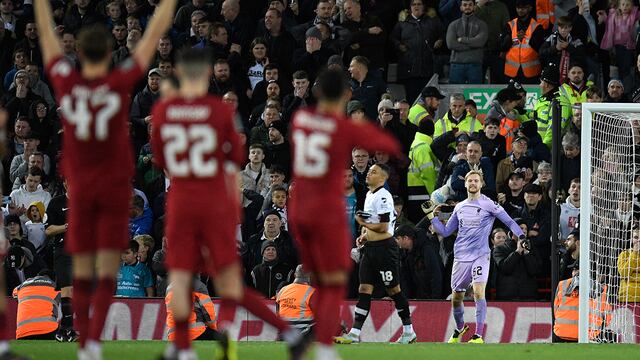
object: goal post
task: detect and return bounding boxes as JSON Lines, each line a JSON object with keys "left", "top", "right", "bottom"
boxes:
{"left": 579, "top": 103, "right": 640, "bottom": 343}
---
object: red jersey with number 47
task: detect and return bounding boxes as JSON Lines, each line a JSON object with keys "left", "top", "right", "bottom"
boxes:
{"left": 46, "top": 56, "right": 144, "bottom": 184}
{"left": 289, "top": 108, "right": 401, "bottom": 216}
{"left": 150, "top": 96, "right": 244, "bottom": 204}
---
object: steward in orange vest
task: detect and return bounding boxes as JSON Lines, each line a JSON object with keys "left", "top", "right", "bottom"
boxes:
{"left": 13, "top": 272, "right": 60, "bottom": 340}
{"left": 502, "top": 0, "right": 545, "bottom": 83}
{"left": 536, "top": 0, "right": 555, "bottom": 31}
{"left": 276, "top": 265, "right": 316, "bottom": 334}
{"left": 553, "top": 265, "right": 612, "bottom": 342}
{"left": 165, "top": 279, "right": 219, "bottom": 341}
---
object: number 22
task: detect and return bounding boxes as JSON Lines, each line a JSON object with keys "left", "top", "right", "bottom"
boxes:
{"left": 161, "top": 124, "right": 218, "bottom": 177}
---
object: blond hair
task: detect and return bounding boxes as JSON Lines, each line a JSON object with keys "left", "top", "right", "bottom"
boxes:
{"left": 465, "top": 169, "right": 484, "bottom": 182}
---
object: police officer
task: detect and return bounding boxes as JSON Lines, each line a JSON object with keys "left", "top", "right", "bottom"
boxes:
{"left": 407, "top": 118, "right": 439, "bottom": 223}
{"left": 533, "top": 64, "right": 571, "bottom": 148}
{"left": 407, "top": 86, "right": 445, "bottom": 127}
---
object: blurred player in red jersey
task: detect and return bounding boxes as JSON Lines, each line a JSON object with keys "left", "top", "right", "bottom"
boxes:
{"left": 151, "top": 48, "right": 306, "bottom": 360}
{"left": 289, "top": 69, "right": 402, "bottom": 360}
{"left": 0, "top": 108, "right": 28, "bottom": 360}
{"left": 34, "top": 1, "right": 178, "bottom": 359}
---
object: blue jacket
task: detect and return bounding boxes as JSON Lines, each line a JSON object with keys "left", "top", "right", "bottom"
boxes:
{"left": 450, "top": 157, "right": 496, "bottom": 201}
{"left": 130, "top": 207, "right": 153, "bottom": 237}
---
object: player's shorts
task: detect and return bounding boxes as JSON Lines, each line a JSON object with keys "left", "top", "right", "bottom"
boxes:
{"left": 359, "top": 238, "right": 400, "bottom": 288}
{"left": 65, "top": 180, "right": 131, "bottom": 254}
{"left": 288, "top": 215, "right": 352, "bottom": 274}
{"left": 53, "top": 246, "right": 73, "bottom": 289}
{"left": 450, "top": 255, "right": 491, "bottom": 292}
{"left": 164, "top": 202, "right": 238, "bottom": 275}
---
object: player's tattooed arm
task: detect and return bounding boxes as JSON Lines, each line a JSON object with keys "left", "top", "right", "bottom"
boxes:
{"left": 34, "top": 0, "right": 63, "bottom": 64}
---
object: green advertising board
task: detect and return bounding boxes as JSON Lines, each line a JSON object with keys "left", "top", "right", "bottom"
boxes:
{"left": 437, "top": 85, "right": 541, "bottom": 116}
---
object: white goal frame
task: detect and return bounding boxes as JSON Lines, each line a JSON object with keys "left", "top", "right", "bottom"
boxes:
{"left": 579, "top": 103, "right": 640, "bottom": 343}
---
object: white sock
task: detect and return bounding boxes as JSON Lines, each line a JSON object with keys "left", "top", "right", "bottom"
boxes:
{"left": 163, "top": 343, "right": 177, "bottom": 358}
{"left": 177, "top": 349, "right": 197, "bottom": 360}
{"left": 349, "top": 328, "right": 361, "bottom": 337}
{"left": 282, "top": 328, "right": 301, "bottom": 344}
{"left": 0, "top": 341, "right": 9, "bottom": 355}
{"left": 403, "top": 324, "right": 414, "bottom": 334}
{"left": 316, "top": 344, "right": 340, "bottom": 360}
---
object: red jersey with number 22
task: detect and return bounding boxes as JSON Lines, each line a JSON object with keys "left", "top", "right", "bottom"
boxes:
{"left": 46, "top": 56, "right": 144, "bottom": 184}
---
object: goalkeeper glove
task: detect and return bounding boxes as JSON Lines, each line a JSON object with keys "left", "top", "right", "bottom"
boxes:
{"left": 422, "top": 200, "right": 436, "bottom": 220}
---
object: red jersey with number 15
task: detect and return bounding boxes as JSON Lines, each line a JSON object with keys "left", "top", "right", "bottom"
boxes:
{"left": 46, "top": 56, "right": 144, "bottom": 184}
{"left": 290, "top": 108, "right": 401, "bottom": 216}
{"left": 150, "top": 96, "right": 244, "bottom": 203}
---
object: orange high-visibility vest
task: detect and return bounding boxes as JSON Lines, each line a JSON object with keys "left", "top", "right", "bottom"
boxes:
{"left": 165, "top": 289, "right": 217, "bottom": 341}
{"left": 536, "top": 0, "right": 555, "bottom": 30}
{"left": 499, "top": 116, "right": 520, "bottom": 153}
{"left": 276, "top": 283, "right": 315, "bottom": 330}
{"left": 12, "top": 276, "right": 60, "bottom": 339}
{"left": 504, "top": 18, "right": 542, "bottom": 78}
{"left": 553, "top": 279, "right": 612, "bottom": 341}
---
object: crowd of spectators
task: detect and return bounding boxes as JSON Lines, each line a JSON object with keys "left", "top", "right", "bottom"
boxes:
{"left": 2, "top": 0, "right": 640, "bottom": 302}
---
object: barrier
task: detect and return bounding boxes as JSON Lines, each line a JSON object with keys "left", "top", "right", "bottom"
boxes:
{"left": 5, "top": 299, "right": 638, "bottom": 343}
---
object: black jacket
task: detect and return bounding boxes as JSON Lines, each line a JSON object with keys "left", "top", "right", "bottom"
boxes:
{"left": 241, "top": 231, "right": 299, "bottom": 282}
{"left": 265, "top": 141, "right": 292, "bottom": 179}
{"left": 349, "top": 71, "right": 387, "bottom": 121}
{"left": 399, "top": 228, "right": 443, "bottom": 299}
{"left": 130, "top": 85, "right": 160, "bottom": 152}
{"left": 251, "top": 259, "right": 294, "bottom": 298}
{"left": 474, "top": 131, "right": 506, "bottom": 174}
{"left": 63, "top": 4, "right": 105, "bottom": 34}
{"left": 492, "top": 238, "right": 540, "bottom": 300}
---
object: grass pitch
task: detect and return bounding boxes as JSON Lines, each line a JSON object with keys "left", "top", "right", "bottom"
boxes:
{"left": 11, "top": 340, "right": 640, "bottom": 360}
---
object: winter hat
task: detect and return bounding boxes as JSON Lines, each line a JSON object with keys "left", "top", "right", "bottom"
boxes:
{"left": 26, "top": 201, "right": 45, "bottom": 221}
{"left": 347, "top": 100, "right": 365, "bottom": 115}
{"left": 519, "top": 121, "right": 538, "bottom": 139}
{"left": 268, "top": 120, "right": 287, "bottom": 135}
{"left": 305, "top": 26, "right": 322, "bottom": 40}
{"left": 261, "top": 240, "right": 277, "bottom": 256}
{"left": 377, "top": 99, "right": 394, "bottom": 112}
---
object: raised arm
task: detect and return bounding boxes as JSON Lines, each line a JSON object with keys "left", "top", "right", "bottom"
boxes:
{"left": 133, "top": 0, "right": 179, "bottom": 71}
{"left": 34, "top": 0, "right": 62, "bottom": 65}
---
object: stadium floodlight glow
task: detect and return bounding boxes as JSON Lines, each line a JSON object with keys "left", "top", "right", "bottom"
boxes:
{"left": 579, "top": 103, "right": 640, "bottom": 343}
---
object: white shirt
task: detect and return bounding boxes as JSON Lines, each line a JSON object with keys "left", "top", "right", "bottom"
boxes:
{"left": 363, "top": 186, "right": 396, "bottom": 236}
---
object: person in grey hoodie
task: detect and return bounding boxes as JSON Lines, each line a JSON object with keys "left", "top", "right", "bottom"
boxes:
{"left": 445, "top": 0, "right": 488, "bottom": 84}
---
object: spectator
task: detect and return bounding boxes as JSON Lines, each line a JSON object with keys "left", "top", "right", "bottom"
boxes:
{"left": 4, "top": 244, "right": 46, "bottom": 295}
{"left": 445, "top": 0, "right": 488, "bottom": 84}
{"left": 432, "top": 133, "right": 470, "bottom": 193}
{"left": 486, "top": 88, "right": 521, "bottom": 152}
{"left": 495, "top": 135, "right": 534, "bottom": 189}
{"left": 560, "top": 178, "right": 580, "bottom": 241}
{"left": 434, "top": 93, "right": 482, "bottom": 139}
{"left": 2, "top": 70, "right": 44, "bottom": 123}
{"left": 341, "top": 0, "right": 386, "bottom": 71}
{"left": 375, "top": 98, "right": 395, "bottom": 129}
{"left": 476, "top": 0, "right": 510, "bottom": 84}
{"left": 604, "top": 78, "right": 630, "bottom": 103}
{"left": 173, "top": 0, "right": 218, "bottom": 33}
{"left": 390, "top": 0, "right": 444, "bottom": 102}
{"left": 24, "top": 62, "right": 55, "bottom": 109}
{"left": 395, "top": 224, "right": 443, "bottom": 299}
{"left": 383, "top": 99, "right": 417, "bottom": 156}
{"left": 450, "top": 141, "right": 496, "bottom": 201}
{"left": 262, "top": 8, "right": 297, "bottom": 80}
{"left": 516, "top": 120, "right": 551, "bottom": 164}
{"left": 264, "top": 120, "right": 291, "bottom": 179}
{"left": 598, "top": 0, "right": 640, "bottom": 83}
{"left": 116, "top": 240, "right": 154, "bottom": 297}
{"left": 0, "top": 25, "right": 16, "bottom": 78}
{"left": 24, "top": 201, "right": 47, "bottom": 254}
{"left": 10, "top": 133, "right": 50, "bottom": 185}
{"left": 617, "top": 228, "right": 640, "bottom": 302}
{"left": 263, "top": 185, "right": 289, "bottom": 228}
{"left": 134, "top": 234, "right": 155, "bottom": 265}
{"left": 539, "top": 17, "right": 585, "bottom": 84}
{"left": 221, "top": 0, "right": 250, "bottom": 52}
{"left": 292, "top": 25, "right": 335, "bottom": 84}
{"left": 152, "top": 236, "right": 168, "bottom": 297}
{"left": 345, "top": 169, "right": 366, "bottom": 240}
{"left": 586, "top": 85, "right": 603, "bottom": 102}
{"left": 393, "top": 195, "right": 414, "bottom": 228}
{"left": 282, "top": 70, "right": 315, "bottom": 119}
{"left": 137, "top": 124, "right": 162, "bottom": 196}
{"left": 5, "top": 214, "right": 24, "bottom": 244}
{"left": 0, "top": 0, "right": 17, "bottom": 34}
{"left": 105, "top": 1, "right": 123, "bottom": 29}
{"left": 241, "top": 210, "right": 298, "bottom": 283}
{"left": 474, "top": 117, "right": 506, "bottom": 174}
{"left": 559, "top": 229, "right": 580, "bottom": 280}
{"left": 559, "top": 132, "right": 581, "bottom": 193}
{"left": 3, "top": 48, "right": 26, "bottom": 91}
{"left": 240, "top": 143, "right": 271, "bottom": 208}
{"left": 261, "top": 165, "right": 289, "bottom": 211}
{"left": 155, "top": 35, "right": 174, "bottom": 64}
{"left": 350, "top": 147, "right": 370, "bottom": 188}
{"left": 407, "top": 86, "right": 444, "bottom": 127}
{"left": 130, "top": 68, "right": 163, "bottom": 153}
{"left": 347, "top": 99, "right": 366, "bottom": 121}
{"left": 129, "top": 195, "right": 152, "bottom": 237}
{"left": 497, "top": 171, "right": 526, "bottom": 217}
{"left": 560, "top": 62, "right": 592, "bottom": 106}
{"left": 291, "top": 0, "right": 338, "bottom": 44}
{"left": 246, "top": 38, "right": 269, "bottom": 93}
{"left": 10, "top": 167, "right": 51, "bottom": 222}
{"left": 209, "top": 58, "right": 246, "bottom": 99}
{"left": 175, "top": 10, "right": 206, "bottom": 49}
{"left": 533, "top": 161, "right": 553, "bottom": 204}
{"left": 348, "top": 56, "right": 387, "bottom": 121}
{"left": 27, "top": 100, "right": 55, "bottom": 151}
{"left": 63, "top": 0, "right": 104, "bottom": 34}
{"left": 624, "top": 54, "right": 640, "bottom": 98}
{"left": 501, "top": 0, "right": 545, "bottom": 84}
{"left": 250, "top": 63, "right": 281, "bottom": 112}
{"left": 492, "top": 219, "right": 540, "bottom": 300}
{"left": 567, "top": 103, "right": 582, "bottom": 136}
{"left": 112, "top": 21, "right": 129, "bottom": 50}
{"left": 15, "top": 21, "right": 43, "bottom": 67}
{"left": 519, "top": 183, "right": 551, "bottom": 276}
{"left": 249, "top": 103, "right": 281, "bottom": 146}
{"left": 251, "top": 240, "right": 294, "bottom": 298}
{"left": 406, "top": 118, "right": 438, "bottom": 222}
{"left": 111, "top": 28, "right": 142, "bottom": 67}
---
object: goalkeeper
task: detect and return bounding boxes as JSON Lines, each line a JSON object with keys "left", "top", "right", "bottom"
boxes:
{"left": 426, "top": 170, "right": 525, "bottom": 344}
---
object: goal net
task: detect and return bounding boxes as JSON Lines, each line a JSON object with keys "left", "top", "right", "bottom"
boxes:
{"left": 579, "top": 104, "right": 640, "bottom": 343}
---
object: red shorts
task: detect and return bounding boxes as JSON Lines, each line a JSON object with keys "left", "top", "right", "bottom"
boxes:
{"left": 164, "top": 202, "right": 238, "bottom": 275}
{"left": 289, "top": 213, "right": 352, "bottom": 273}
{"left": 65, "top": 180, "right": 131, "bottom": 254}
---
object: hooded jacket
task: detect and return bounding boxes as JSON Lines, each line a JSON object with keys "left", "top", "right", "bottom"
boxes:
{"left": 10, "top": 184, "right": 51, "bottom": 222}
{"left": 251, "top": 243, "right": 294, "bottom": 299}
{"left": 559, "top": 197, "right": 580, "bottom": 241}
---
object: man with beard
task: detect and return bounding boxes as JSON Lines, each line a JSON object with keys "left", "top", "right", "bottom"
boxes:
{"left": 445, "top": 0, "right": 488, "bottom": 84}
{"left": 265, "top": 120, "right": 291, "bottom": 179}
{"left": 408, "top": 86, "right": 445, "bottom": 127}
{"left": 130, "top": 68, "right": 163, "bottom": 154}
{"left": 560, "top": 62, "right": 593, "bottom": 105}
